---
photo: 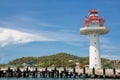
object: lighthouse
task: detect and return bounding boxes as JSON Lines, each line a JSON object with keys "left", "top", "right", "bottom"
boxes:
{"left": 80, "top": 10, "right": 110, "bottom": 69}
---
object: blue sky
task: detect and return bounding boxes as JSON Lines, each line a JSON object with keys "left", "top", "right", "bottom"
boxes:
{"left": 0, "top": 0, "right": 120, "bottom": 63}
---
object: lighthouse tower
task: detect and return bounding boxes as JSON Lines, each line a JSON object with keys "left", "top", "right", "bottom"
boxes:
{"left": 80, "top": 10, "right": 110, "bottom": 69}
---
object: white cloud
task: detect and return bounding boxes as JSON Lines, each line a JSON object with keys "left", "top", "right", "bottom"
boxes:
{"left": 0, "top": 27, "right": 54, "bottom": 47}
{"left": 38, "top": 22, "right": 64, "bottom": 27}
{"left": 0, "top": 26, "right": 89, "bottom": 47}
{"left": 101, "top": 54, "right": 120, "bottom": 60}
{"left": 40, "top": 30, "right": 87, "bottom": 42}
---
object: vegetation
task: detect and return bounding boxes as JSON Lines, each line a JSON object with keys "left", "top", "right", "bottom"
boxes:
{"left": 0, "top": 52, "right": 120, "bottom": 68}
{"left": 8, "top": 53, "right": 84, "bottom": 68}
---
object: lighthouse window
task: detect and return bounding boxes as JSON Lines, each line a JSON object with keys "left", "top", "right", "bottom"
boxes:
{"left": 95, "top": 64, "right": 97, "bottom": 66}
{"left": 92, "top": 22, "right": 98, "bottom": 26}
{"left": 86, "top": 22, "right": 91, "bottom": 27}
{"left": 94, "top": 50, "right": 96, "bottom": 52}
{"left": 94, "top": 42, "right": 96, "bottom": 44}
{"left": 91, "top": 12, "right": 98, "bottom": 14}
{"left": 100, "top": 22, "right": 104, "bottom": 26}
{"left": 92, "top": 21, "right": 99, "bottom": 27}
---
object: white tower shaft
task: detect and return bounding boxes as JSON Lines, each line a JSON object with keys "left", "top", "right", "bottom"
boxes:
{"left": 89, "top": 33, "right": 101, "bottom": 68}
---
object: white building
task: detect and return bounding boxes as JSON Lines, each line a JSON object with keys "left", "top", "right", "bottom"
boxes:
{"left": 80, "top": 10, "right": 110, "bottom": 69}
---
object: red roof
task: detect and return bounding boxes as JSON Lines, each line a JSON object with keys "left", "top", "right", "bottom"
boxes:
{"left": 90, "top": 9, "right": 98, "bottom": 13}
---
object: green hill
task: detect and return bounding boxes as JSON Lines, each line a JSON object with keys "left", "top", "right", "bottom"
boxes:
{"left": 8, "top": 53, "right": 85, "bottom": 67}
{"left": 7, "top": 52, "right": 115, "bottom": 68}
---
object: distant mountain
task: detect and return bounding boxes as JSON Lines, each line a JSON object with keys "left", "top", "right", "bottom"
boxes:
{"left": 4, "top": 52, "right": 119, "bottom": 68}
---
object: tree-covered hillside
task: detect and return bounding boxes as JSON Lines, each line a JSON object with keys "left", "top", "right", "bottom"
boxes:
{"left": 8, "top": 53, "right": 86, "bottom": 68}
{"left": 1, "top": 52, "right": 119, "bottom": 68}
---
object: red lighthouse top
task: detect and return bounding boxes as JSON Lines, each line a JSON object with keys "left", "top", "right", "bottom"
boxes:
{"left": 84, "top": 9, "right": 105, "bottom": 27}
